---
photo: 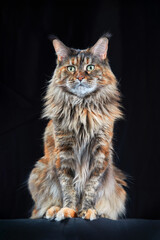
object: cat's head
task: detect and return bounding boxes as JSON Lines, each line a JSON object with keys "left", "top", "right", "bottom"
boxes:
{"left": 51, "top": 34, "right": 115, "bottom": 98}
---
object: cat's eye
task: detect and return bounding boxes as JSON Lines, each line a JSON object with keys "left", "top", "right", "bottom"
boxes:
{"left": 86, "top": 65, "right": 95, "bottom": 71}
{"left": 67, "top": 66, "right": 76, "bottom": 72}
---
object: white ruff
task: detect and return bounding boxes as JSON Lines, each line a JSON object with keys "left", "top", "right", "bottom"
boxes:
{"left": 68, "top": 84, "right": 97, "bottom": 98}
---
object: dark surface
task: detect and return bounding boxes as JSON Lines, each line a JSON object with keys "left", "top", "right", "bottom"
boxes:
{"left": 1, "top": 0, "right": 160, "bottom": 220}
{"left": 0, "top": 218, "right": 160, "bottom": 240}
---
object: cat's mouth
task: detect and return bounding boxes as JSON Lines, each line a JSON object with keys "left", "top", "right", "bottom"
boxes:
{"left": 77, "top": 82, "right": 90, "bottom": 88}
{"left": 68, "top": 82, "right": 97, "bottom": 97}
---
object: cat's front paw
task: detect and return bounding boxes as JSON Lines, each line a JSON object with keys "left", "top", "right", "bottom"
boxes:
{"left": 79, "top": 208, "right": 97, "bottom": 220}
{"left": 45, "top": 206, "right": 60, "bottom": 220}
{"left": 55, "top": 207, "right": 77, "bottom": 221}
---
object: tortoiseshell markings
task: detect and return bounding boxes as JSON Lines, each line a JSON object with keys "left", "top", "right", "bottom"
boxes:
{"left": 55, "top": 207, "right": 77, "bottom": 221}
{"left": 55, "top": 148, "right": 61, "bottom": 169}
{"left": 79, "top": 208, "right": 97, "bottom": 220}
{"left": 32, "top": 208, "right": 38, "bottom": 216}
{"left": 44, "top": 136, "right": 55, "bottom": 157}
{"left": 61, "top": 168, "right": 74, "bottom": 178}
{"left": 103, "top": 69, "right": 117, "bottom": 84}
{"left": 62, "top": 208, "right": 77, "bottom": 218}
{"left": 39, "top": 157, "right": 49, "bottom": 165}
{"left": 28, "top": 34, "right": 127, "bottom": 221}
{"left": 91, "top": 161, "right": 108, "bottom": 177}
{"left": 47, "top": 120, "right": 53, "bottom": 127}
{"left": 45, "top": 206, "right": 60, "bottom": 219}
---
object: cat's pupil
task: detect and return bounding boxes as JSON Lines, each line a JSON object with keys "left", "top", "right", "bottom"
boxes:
{"left": 87, "top": 65, "right": 94, "bottom": 71}
{"left": 68, "top": 66, "right": 75, "bottom": 72}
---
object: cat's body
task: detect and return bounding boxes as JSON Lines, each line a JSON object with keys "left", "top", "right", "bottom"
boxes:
{"left": 28, "top": 34, "right": 127, "bottom": 221}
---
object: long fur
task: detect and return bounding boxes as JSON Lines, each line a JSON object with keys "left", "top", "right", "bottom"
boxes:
{"left": 28, "top": 35, "right": 127, "bottom": 221}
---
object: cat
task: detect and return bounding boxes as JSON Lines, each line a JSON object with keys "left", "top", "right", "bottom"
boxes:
{"left": 28, "top": 33, "right": 127, "bottom": 221}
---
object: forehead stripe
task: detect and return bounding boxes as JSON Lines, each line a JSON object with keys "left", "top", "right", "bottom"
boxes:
{"left": 71, "top": 58, "right": 75, "bottom": 65}
{"left": 68, "top": 54, "right": 92, "bottom": 66}
{"left": 77, "top": 54, "right": 81, "bottom": 64}
{"left": 88, "top": 57, "right": 92, "bottom": 64}
{"left": 69, "top": 58, "right": 72, "bottom": 65}
{"left": 74, "top": 57, "right": 77, "bottom": 65}
{"left": 84, "top": 56, "right": 92, "bottom": 64}
{"left": 84, "top": 56, "right": 87, "bottom": 64}
{"left": 81, "top": 53, "right": 84, "bottom": 61}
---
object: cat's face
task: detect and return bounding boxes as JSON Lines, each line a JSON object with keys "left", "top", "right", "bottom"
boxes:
{"left": 57, "top": 52, "right": 105, "bottom": 98}
{"left": 52, "top": 34, "right": 111, "bottom": 98}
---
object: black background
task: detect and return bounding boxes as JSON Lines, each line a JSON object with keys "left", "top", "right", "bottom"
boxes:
{"left": 1, "top": 0, "right": 160, "bottom": 220}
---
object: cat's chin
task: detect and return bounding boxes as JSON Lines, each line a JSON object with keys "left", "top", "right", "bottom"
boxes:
{"left": 68, "top": 85, "right": 97, "bottom": 98}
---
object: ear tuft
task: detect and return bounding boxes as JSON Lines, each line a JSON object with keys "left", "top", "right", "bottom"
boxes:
{"left": 48, "top": 34, "right": 59, "bottom": 42}
{"left": 48, "top": 35, "right": 70, "bottom": 61}
{"left": 101, "top": 32, "right": 112, "bottom": 40}
{"left": 90, "top": 33, "right": 111, "bottom": 60}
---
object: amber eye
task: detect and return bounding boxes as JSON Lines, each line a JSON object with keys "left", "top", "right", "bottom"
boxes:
{"left": 86, "top": 65, "right": 95, "bottom": 71}
{"left": 67, "top": 66, "right": 75, "bottom": 72}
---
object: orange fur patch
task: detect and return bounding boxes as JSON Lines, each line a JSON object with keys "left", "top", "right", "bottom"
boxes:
{"left": 62, "top": 207, "right": 77, "bottom": 218}
{"left": 71, "top": 58, "right": 75, "bottom": 65}
{"left": 103, "top": 69, "right": 116, "bottom": 84}
{"left": 46, "top": 206, "right": 60, "bottom": 217}
{"left": 32, "top": 208, "right": 38, "bottom": 215}
{"left": 55, "top": 148, "right": 61, "bottom": 169}
{"left": 47, "top": 120, "right": 53, "bottom": 127}
{"left": 84, "top": 209, "right": 97, "bottom": 220}
{"left": 55, "top": 157, "right": 61, "bottom": 169}
{"left": 46, "top": 135, "right": 55, "bottom": 146}
{"left": 44, "top": 145, "right": 50, "bottom": 159}
{"left": 101, "top": 145, "right": 109, "bottom": 158}
{"left": 116, "top": 184, "right": 126, "bottom": 200}
{"left": 39, "top": 157, "right": 49, "bottom": 164}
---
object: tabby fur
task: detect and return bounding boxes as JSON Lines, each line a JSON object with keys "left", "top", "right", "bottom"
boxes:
{"left": 28, "top": 34, "right": 127, "bottom": 221}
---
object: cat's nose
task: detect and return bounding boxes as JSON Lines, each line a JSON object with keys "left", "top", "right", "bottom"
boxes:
{"left": 77, "top": 75, "right": 84, "bottom": 81}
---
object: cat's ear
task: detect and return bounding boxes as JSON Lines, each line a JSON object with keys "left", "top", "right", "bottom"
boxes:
{"left": 90, "top": 33, "right": 111, "bottom": 60}
{"left": 49, "top": 35, "right": 70, "bottom": 61}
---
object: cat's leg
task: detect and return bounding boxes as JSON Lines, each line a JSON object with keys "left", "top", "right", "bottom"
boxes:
{"left": 78, "top": 143, "right": 111, "bottom": 220}
{"left": 55, "top": 166, "right": 77, "bottom": 221}
{"left": 28, "top": 157, "right": 62, "bottom": 219}
{"left": 79, "top": 163, "right": 127, "bottom": 220}
{"left": 54, "top": 143, "right": 77, "bottom": 221}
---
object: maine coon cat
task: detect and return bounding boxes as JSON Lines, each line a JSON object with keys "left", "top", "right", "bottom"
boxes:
{"left": 28, "top": 34, "right": 127, "bottom": 221}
